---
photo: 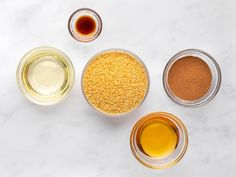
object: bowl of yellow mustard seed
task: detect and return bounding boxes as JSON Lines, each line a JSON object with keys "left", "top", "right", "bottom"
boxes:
{"left": 81, "top": 49, "right": 150, "bottom": 116}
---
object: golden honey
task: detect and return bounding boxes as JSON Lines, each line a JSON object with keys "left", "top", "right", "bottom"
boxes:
{"left": 138, "top": 118, "right": 178, "bottom": 158}
{"left": 130, "top": 112, "right": 188, "bottom": 169}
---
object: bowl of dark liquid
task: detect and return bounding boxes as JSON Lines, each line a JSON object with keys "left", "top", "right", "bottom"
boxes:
{"left": 68, "top": 8, "right": 102, "bottom": 42}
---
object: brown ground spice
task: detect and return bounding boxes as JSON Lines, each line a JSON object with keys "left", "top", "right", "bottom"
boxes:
{"left": 167, "top": 56, "right": 212, "bottom": 100}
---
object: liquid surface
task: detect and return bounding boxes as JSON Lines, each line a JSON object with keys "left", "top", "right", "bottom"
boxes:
{"left": 75, "top": 16, "right": 96, "bottom": 35}
{"left": 168, "top": 56, "right": 212, "bottom": 100}
{"left": 27, "top": 57, "right": 65, "bottom": 95}
{"left": 139, "top": 120, "right": 178, "bottom": 158}
{"left": 18, "top": 48, "right": 75, "bottom": 105}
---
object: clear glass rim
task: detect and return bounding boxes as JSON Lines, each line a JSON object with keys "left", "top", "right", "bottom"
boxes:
{"left": 81, "top": 48, "right": 150, "bottom": 117}
{"left": 16, "top": 46, "right": 75, "bottom": 106}
{"left": 68, "top": 8, "right": 103, "bottom": 43}
{"left": 130, "top": 112, "right": 188, "bottom": 169}
{"left": 163, "top": 49, "right": 222, "bottom": 107}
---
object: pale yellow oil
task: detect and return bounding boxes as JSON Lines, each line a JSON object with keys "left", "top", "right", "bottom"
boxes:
{"left": 27, "top": 58, "right": 66, "bottom": 95}
{"left": 19, "top": 48, "right": 74, "bottom": 104}
{"left": 138, "top": 118, "right": 178, "bottom": 158}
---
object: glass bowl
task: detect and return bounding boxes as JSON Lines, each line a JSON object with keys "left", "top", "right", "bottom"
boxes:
{"left": 163, "top": 49, "right": 221, "bottom": 107}
{"left": 68, "top": 8, "right": 102, "bottom": 42}
{"left": 16, "top": 46, "right": 75, "bottom": 105}
{"left": 81, "top": 48, "right": 150, "bottom": 117}
{"left": 130, "top": 112, "right": 188, "bottom": 169}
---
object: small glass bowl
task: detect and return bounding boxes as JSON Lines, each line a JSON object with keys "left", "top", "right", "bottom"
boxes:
{"left": 130, "top": 112, "right": 188, "bottom": 169}
{"left": 81, "top": 48, "right": 150, "bottom": 117}
{"left": 163, "top": 49, "right": 221, "bottom": 107}
{"left": 16, "top": 46, "right": 75, "bottom": 106}
{"left": 68, "top": 8, "right": 102, "bottom": 42}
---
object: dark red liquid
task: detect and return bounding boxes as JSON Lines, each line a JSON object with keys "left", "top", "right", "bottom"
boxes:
{"left": 75, "top": 16, "right": 96, "bottom": 35}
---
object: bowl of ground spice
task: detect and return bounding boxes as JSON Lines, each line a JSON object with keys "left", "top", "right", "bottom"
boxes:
{"left": 163, "top": 49, "right": 221, "bottom": 107}
{"left": 82, "top": 49, "right": 150, "bottom": 116}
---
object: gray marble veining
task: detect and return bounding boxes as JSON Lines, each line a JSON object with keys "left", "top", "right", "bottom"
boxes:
{"left": 0, "top": 0, "right": 236, "bottom": 176}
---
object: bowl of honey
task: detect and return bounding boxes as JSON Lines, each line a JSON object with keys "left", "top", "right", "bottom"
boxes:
{"left": 130, "top": 112, "right": 188, "bottom": 169}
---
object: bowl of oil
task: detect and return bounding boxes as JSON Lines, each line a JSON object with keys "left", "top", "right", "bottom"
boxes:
{"left": 130, "top": 112, "right": 188, "bottom": 169}
{"left": 16, "top": 46, "right": 75, "bottom": 105}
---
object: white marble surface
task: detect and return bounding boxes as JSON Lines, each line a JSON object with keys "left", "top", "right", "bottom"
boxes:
{"left": 0, "top": 0, "right": 236, "bottom": 176}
